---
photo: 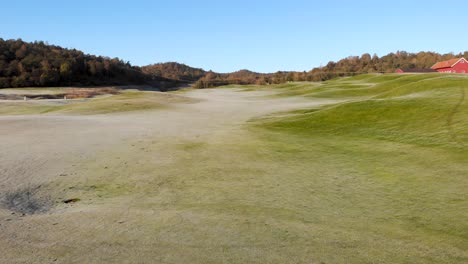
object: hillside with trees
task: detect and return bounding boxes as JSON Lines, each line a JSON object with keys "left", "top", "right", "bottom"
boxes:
{"left": 1, "top": 38, "right": 467, "bottom": 89}
{"left": 194, "top": 51, "right": 468, "bottom": 87}
{"left": 0, "top": 38, "right": 179, "bottom": 89}
{"left": 307, "top": 51, "right": 468, "bottom": 81}
{"left": 141, "top": 62, "right": 206, "bottom": 82}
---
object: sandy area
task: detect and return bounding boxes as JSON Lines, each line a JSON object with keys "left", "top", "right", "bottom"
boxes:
{"left": 0, "top": 88, "right": 337, "bottom": 263}
{"left": 0, "top": 89, "right": 334, "bottom": 192}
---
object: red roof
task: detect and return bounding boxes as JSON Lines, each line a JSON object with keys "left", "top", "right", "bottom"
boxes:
{"left": 431, "top": 58, "right": 464, "bottom": 69}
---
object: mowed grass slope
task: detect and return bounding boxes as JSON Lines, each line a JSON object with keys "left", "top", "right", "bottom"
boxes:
{"left": 260, "top": 74, "right": 468, "bottom": 147}
{"left": 1, "top": 75, "right": 467, "bottom": 263}
{"left": 35, "top": 74, "right": 466, "bottom": 263}
{"left": 246, "top": 74, "right": 468, "bottom": 262}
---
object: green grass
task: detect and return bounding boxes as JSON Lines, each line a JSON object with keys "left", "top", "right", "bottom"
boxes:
{"left": 48, "top": 74, "right": 468, "bottom": 263}
{"left": 241, "top": 74, "right": 468, "bottom": 262}
{"left": 62, "top": 128, "right": 467, "bottom": 263}
{"left": 6, "top": 74, "right": 466, "bottom": 263}
{"left": 253, "top": 74, "right": 467, "bottom": 100}
{"left": 0, "top": 103, "right": 60, "bottom": 115}
{"left": 0, "top": 90, "right": 195, "bottom": 115}
{"left": 55, "top": 91, "right": 168, "bottom": 114}
{"left": 257, "top": 74, "right": 468, "bottom": 148}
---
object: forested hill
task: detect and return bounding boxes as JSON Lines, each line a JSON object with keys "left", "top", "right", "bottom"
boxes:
{"left": 194, "top": 51, "right": 468, "bottom": 87}
{"left": 1, "top": 38, "right": 467, "bottom": 89}
{"left": 141, "top": 62, "right": 206, "bottom": 82}
{"left": 308, "top": 51, "right": 468, "bottom": 81}
{"left": 0, "top": 38, "right": 180, "bottom": 88}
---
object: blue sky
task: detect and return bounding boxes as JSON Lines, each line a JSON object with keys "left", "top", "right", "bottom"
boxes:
{"left": 2, "top": 0, "right": 467, "bottom": 73}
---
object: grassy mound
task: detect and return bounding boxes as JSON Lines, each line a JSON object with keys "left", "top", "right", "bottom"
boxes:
{"left": 258, "top": 74, "right": 468, "bottom": 148}
{"left": 0, "top": 90, "right": 195, "bottom": 115}
{"left": 244, "top": 74, "right": 468, "bottom": 262}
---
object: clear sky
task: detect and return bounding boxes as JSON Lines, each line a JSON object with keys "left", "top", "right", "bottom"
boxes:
{"left": 2, "top": 0, "right": 467, "bottom": 73}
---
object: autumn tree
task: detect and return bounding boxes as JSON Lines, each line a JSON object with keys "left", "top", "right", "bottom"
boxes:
{"left": 0, "top": 38, "right": 153, "bottom": 88}
{"left": 60, "top": 62, "right": 72, "bottom": 83}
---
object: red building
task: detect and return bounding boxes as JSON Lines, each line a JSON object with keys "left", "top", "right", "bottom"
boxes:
{"left": 431, "top": 58, "right": 468, "bottom": 73}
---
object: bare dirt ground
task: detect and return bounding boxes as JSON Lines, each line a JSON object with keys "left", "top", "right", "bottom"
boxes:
{"left": 0, "top": 88, "right": 337, "bottom": 263}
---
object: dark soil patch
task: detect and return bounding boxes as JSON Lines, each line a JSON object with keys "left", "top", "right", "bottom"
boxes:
{"left": 2, "top": 186, "right": 52, "bottom": 215}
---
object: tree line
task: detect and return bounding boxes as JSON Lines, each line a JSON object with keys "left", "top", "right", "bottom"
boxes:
{"left": 141, "top": 62, "right": 206, "bottom": 82}
{"left": 193, "top": 51, "right": 468, "bottom": 88}
{"left": 1, "top": 38, "right": 467, "bottom": 89}
{"left": 0, "top": 38, "right": 179, "bottom": 89}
